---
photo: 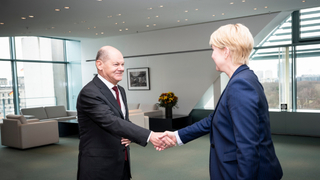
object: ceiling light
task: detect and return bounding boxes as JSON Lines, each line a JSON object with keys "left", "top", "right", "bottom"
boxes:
{"left": 97, "top": 0, "right": 102, "bottom": 1}
{"left": 21, "top": 17, "right": 26, "bottom": 20}
{"left": 185, "top": 19, "right": 188, "bottom": 21}
{"left": 242, "top": 0, "right": 245, "bottom": 2}
{"left": 64, "top": 7, "right": 70, "bottom": 9}
{"left": 94, "top": 26, "right": 96, "bottom": 28}
{"left": 156, "top": 15, "right": 159, "bottom": 18}
{"left": 107, "top": 16, "right": 112, "bottom": 18}
{"left": 265, "top": 6, "right": 268, "bottom": 8}
{"left": 212, "top": 15, "right": 215, "bottom": 17}
{"left": 55, "top": 9, "right": 60, "bottom": 11}
{"left": 125, "top": 28, "right": 128, "bottom": 30}
{"left": 147, "top": 17, "right": 150, "bottom": 19}
{"left": 302, "top": 0, "right": 306, "bottom": 2}
{"left": 88, "top": 27, "right": 90, "bottom": 29}
{"left": 222, "top": 13, "right": 225, "bottom": 15}
{"left": 96, "top": 33, "right": 98, "bottom": 35}
{"left": 195, "top": 9, "right": 199, "bottom": 11}
{"left": 177, "top": 20, "right": 180, "bottom": 22}
{"left": 185, "top": 10, "right": 188, "bottom": 13}
{"left": 148, "top": 7, "right": 152, "bottom": 10}
{"left": 153, "top": 24, "right": 156, "bottom": 26}
{"left": 159, "top": 5, "right": 163, "bottom": 8}
{"left": 119, "top": 29, "right": 122, "bottom": 31}
{"left": 52, "top": 27, "right": 55, "bottom": 29}
{"left": 230, "top": 2, "right": 234, "bottom": 4}
{"left": 68, "top": 31, "right": 71, "bottom": 33}
{"left": 115, "top": 23, "right": 118, "bottom": 25}
{"left": 29, "top": 15, "right": 34, "bottom": 18}
{"left": 101, "top": 32, "right": 104, "bottom": 34}
{"left": 117, "top": 14, "right": 121, "bottom": 16}
{"left": 146, "top": 25, "right": 150, "bottom": 27}
{"left": 254, "top": 8, "right": 257, "bottom": 10}
{"left": 122, "top": 21, "right": 125, "bottom": 23}
{"left": 0, "top": 23, "right": 4, "bottom": 25}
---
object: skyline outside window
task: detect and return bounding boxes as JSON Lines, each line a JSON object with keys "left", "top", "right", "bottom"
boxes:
{"left": 0, "top": 61, "right": 14, "bottom": 119}
{"left": 296, "top": 44, "right": 320, "bottom": 111}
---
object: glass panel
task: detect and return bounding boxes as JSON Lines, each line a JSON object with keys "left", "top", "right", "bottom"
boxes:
{"left": 300, "top": 6, "right": 320, "bottom": 39}
{"left": 66, "top": 40, "right": 82, "bottom": 110}
{"left": 296, "top": 44, "right": 320, "bottom": 110}
{"left": 0, "top": 37, "right": 10, "bottom": 59}
{"left": 15, "top": 36, "right": 64, "bottom": 61}
{"left": 0, "top": 61, "right": 13, "bottom": 119}
{"left": 250, "top": 47, "right": 292, "bottom": 110}
{"left": 258, "top": 16, "right": 292, "bottom": 47}
{"left": 17, "top": 62, "right": 67, "bottom": 108}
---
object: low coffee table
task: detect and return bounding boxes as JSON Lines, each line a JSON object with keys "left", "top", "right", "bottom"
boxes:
{"left": 58, "top": 119, "right": 79, "bottom": 137}
{"left": 148, "top": 115, "right": 192, "bottom": 132}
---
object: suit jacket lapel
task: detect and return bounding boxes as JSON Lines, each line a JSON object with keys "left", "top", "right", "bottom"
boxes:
{"left": 118, "top": 86, "right": 129, "bottom": 120}
{"left": 93, "top": 76, "right": 124, "bottom": 119}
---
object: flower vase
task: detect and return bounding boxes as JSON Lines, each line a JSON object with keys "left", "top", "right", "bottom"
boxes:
{"left": 165, "top": 107, "right": 172, "bottom": 118}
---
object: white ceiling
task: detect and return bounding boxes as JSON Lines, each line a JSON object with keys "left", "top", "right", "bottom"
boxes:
{"left": 0, "top": 0, "right": 319, "bottom": 40}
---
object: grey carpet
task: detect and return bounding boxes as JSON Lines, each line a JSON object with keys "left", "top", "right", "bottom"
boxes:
{"left": 1, "top": 133, "right": 320, "bottom": 180}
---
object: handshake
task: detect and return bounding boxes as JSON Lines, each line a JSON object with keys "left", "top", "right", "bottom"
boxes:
{"left": 121, "top": 131, "right": 177, "bottom": 151}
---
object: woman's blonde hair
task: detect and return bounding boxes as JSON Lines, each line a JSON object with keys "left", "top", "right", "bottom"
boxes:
{"left": 209, "top": 23, "right": 253, "bottom": 65}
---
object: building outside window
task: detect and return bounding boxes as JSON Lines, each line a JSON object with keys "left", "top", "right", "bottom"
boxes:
{"left": 0, "top": 36, "right": 81, "bottom": 119}
{"left": 249, "top": 6, "right": 320, "bottom": 112}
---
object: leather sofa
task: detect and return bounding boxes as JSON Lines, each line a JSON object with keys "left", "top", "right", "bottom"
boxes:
{"left": 20, "top": 105, "right": 77, "bottom": 121}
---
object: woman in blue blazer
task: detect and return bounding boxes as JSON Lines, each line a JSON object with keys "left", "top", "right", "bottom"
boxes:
{"left": 162, "top": 24, "right": 283, "bottom": 180}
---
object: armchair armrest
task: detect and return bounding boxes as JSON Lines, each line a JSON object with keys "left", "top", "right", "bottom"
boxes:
{"left": 144, "top": 116, "right": 149, "bottom": 130}
{"left": 66, "top": 110, "right": 77, "bottom": 116}
{"left": 143, "top": 110, "right": 163, "bottom": 117}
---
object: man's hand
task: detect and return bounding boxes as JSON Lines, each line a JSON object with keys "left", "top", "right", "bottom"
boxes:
{"left": 160, "top": 131, "right": 177, "bottom": 144}
{"left": 121, "top": 137, "right": 131, "bottom": 147}
{"left": 150, "top": 132, "right": 176, "bottom": 151}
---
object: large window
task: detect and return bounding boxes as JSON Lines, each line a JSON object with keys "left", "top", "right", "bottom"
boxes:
{"left": 250, "top": 6, "right": 320, "bottom": 112}
{"left": 250, "top": 47, "right": 292, "bottom": 110}
{"left": 0, "top": 36, "right": 81, "bottom": 116}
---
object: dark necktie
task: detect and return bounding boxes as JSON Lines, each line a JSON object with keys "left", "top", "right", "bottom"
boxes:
{"left": 112, "top": 86, "right": 128, "bottom": 161}
{"left": 112, "top": 86, "right": 121, "bottom": 109}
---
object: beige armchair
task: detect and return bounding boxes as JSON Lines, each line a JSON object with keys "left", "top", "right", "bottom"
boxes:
{"left": 1, "top": 114, "right": 59, "bottom": 149}
{"left": 129, "top": 109, "right": 149, "bottom": 129}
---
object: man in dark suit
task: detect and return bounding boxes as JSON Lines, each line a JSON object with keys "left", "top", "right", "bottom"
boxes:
{"left": 77, "top": 46, "right": 174, "bottom": 180}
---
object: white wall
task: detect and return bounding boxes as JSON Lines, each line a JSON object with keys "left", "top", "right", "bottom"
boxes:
{"left": 81, "top": 12, "right": 281, "bottom": 115}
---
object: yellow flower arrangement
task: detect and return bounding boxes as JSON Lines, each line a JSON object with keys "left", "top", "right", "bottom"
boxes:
{"left": 157, "top": 91, "right": 178, "bottom": 108}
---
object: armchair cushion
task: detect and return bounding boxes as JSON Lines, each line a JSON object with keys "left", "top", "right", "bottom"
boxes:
{"left": 6, "top": 114, "right": 27, "bottom": 124}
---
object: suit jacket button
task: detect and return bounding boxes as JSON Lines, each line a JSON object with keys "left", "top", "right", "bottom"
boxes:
{"left": 211, "top": 144, "right": 215, "bottom": 148}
